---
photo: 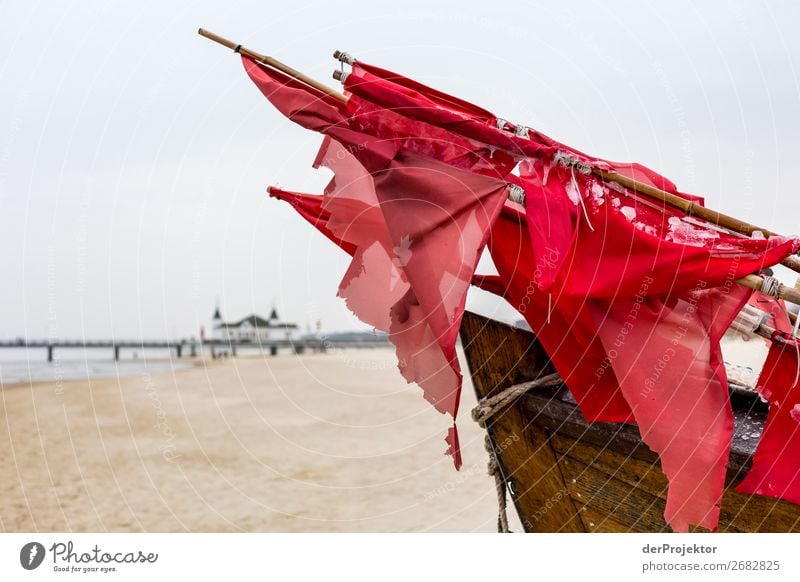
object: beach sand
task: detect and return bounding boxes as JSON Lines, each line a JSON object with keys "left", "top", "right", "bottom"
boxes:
{"left": 0, "top": 349, "right": 503, "bottom": 532}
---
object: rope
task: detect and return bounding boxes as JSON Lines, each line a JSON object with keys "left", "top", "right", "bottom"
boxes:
{"left": 471, "top": 372, "right": 562, "bottom": 428}
{"left": 760, "top": 275, "right": 781, "bottom": 298}
{"left": 471, "top": 373, "right": 562, "bottom": 533}
{"left": 569, "top": 166, "right": 595, "bottom": 232}
{"left": 333, "top": 50, "right": 355, "bottom": 65}
{"left": 554, "top": 151, "right": 595, "bottom": 232}
{"left": 554, "top": 150, "right": 592, "bottom": 175}
{"left": 514, "top": 125, "right": 530, "bottom": 138}
{"left": 507, "top": 183, "right": 526, "bottom": 205}
{"left": 485, "top": 435, "right": 511, "bottom": 533}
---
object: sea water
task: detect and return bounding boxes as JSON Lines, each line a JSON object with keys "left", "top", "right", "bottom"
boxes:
{"left": 0, "top": 347, "right": 191, "bottom": 385}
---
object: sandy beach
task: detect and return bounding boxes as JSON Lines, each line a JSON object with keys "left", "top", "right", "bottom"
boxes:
{"left": 0, "top": 349, "right": 502, "bottom": 532}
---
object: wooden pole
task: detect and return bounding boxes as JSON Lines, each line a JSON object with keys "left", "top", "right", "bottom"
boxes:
{"left": 197, "top": 28, "right": 348, "bottom": 103}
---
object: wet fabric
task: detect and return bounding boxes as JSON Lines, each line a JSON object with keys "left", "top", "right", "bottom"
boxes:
{"left": 737, "top": 332, "right": 800, "bottom": 504}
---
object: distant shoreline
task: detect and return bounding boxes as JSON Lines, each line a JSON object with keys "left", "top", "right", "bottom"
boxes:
{"left": 0, "top": 357, "right": 197, "bottom": 389}
{"left": 0, "top": 346, "right": 396, "bottom": 389}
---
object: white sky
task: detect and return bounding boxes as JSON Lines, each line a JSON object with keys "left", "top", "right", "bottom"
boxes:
{"left": 1, "top": 0, "right": 799, "bottom": 340}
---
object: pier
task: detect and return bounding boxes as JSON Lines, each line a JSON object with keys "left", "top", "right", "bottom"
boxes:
{"left": 0, "top": 337, "right": 388, "bottom": 362}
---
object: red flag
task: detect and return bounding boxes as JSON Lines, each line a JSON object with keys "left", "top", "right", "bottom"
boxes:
{"left": 737, "top": 332, "right": 800, "bottom": 504}
{"left": 484, "top": 191, "right": 798, "bottom": 531}
{"left": 487, "top": 204, "right": 634, "bottom": 423}
{"left": 343, "top": 60, "right": 712, "bottom": 290}
{"left": 312, "top": 137, "right": 510, "bottom": 468}
{"left": 267, "top": 186, "right": 356, "bottom": 255}
{"left": 246, "top": 54, "right": 800, "bottom": 527}
{"left": 588, "top": 286, "right": 752, "bottom": 531}
{"left": 245, "top": 57, "right": 512, "bottom": 466}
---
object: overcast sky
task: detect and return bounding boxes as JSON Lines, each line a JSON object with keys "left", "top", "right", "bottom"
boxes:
{"left": 1, "top": 0, "right": 799, "bottom": 339}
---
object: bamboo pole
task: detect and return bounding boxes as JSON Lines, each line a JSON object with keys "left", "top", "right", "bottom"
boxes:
{"left": 592, "top": 169, "right": 800, "bottom": 273}
{"left": 592, "top": 168, "right": 772, "bottom": 237}
{"left": 197, "top": 28, "right": 347, "bottom": 103}
{"left": 751, "top": 321, "right": 776, "bottom": 342}
{"left": 738, "top": 273, "right": 800, "bottom": 309}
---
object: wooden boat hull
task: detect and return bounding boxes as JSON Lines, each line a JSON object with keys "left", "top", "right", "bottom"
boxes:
{"left": 459, "top": 311, "right": 800, "bottom": 532}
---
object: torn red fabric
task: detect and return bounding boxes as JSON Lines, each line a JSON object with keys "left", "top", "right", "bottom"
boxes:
{"left": 588, "top": 286, "right": 752, "bottom": 531}
{"left": 375, "top": 150, "right": 509, "bottom": 408}
{"left": 470, "top": 274, "right": 509, "bottom": 299}
{"left": 345, "top": 60, "right": 706, "bottom": 199}
{"left": 311, "top": 138, "right": 510, "bottom": 469}
{"left": 345, "top": 63, "right": 552, "bottom": 162}
{"left": 311, "top": 138, "right": 410, "bottom": 333}
{"left": 486, "top": 204, "right": 634, "bottom": 422}
{"left": 242, "top": 57, "right": 344, "bottom": 131}
{"left": 737, "top": 332, "right": 800, "bottom": 504}
{"left": 246, "top": 54, "right": 800, "bottom": 527}
{"left": 558, "top": 177, "right": 796, "bottom": 299}
{"left": 245, "top": 57, "right": 512, "bottom": 466}
{"left": 343, "top": 60, "right": 717, "bottom": 291}
{"left": 485, "top": 199, "right": 798, "bottom": 531}
{"left": 267, "top": 186, "right": 356, "bottom": 255}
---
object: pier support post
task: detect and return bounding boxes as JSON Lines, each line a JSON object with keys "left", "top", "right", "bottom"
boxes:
{"left": 114, "top": 345, "right": 120, "bottom": 361}
{"left": 47, "top": 345, "right": 53, "bottom": 363}
{"left": 270, "top": 346, "right": 278, "bottom": 357}
{"left": 176, "top": 345, "right": 182, "bottom": 359}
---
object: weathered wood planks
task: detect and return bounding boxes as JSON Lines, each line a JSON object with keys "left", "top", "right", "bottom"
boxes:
{"left": 459, "top": 310, "right": 800, "bottom": 533}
